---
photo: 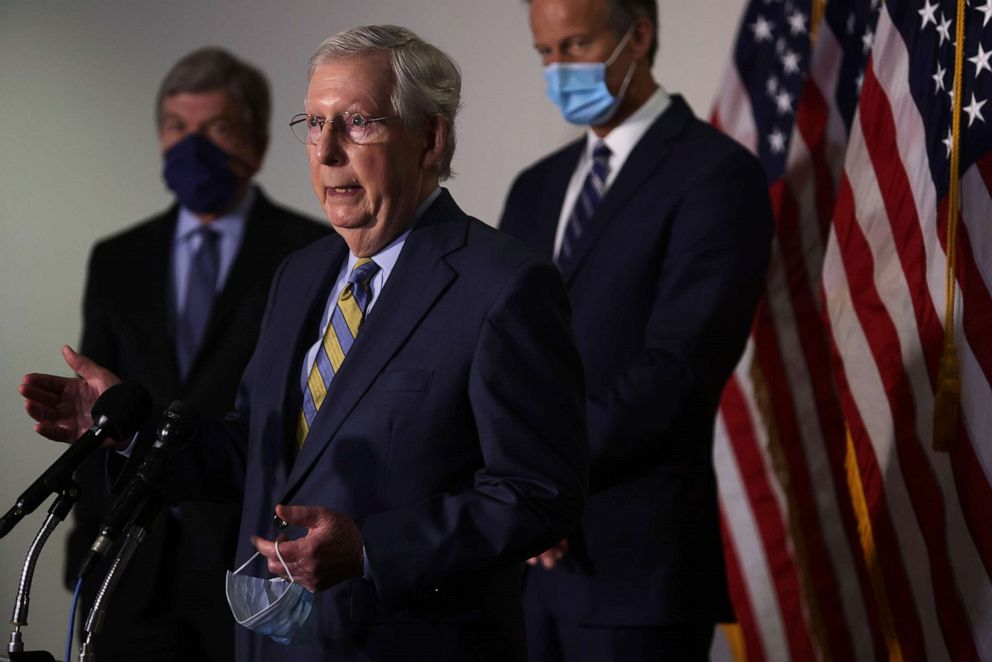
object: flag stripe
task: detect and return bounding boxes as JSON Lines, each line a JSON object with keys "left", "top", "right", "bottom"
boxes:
{"left": 719, "top": 507, "right": 769, "bottom": 662}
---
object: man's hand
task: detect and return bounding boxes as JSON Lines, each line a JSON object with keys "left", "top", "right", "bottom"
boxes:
{"left": 19, "top": 345, "right": 121, "bottom": 443}
{"left": 251, "top": 504, "right": 364, "bottom": 592}
{"left": 527, "top": 538, "right": 569, "bottom": 570}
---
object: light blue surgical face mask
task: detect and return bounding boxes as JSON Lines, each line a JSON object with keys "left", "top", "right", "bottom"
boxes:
{"left": 543, "top": 26, "right": 637, "bottom": 126}
{"left": 225, "top": 543, "right": 317, "bottom": 646}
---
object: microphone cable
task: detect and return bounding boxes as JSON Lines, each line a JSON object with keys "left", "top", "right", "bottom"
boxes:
{"left": 66, "top": 576, "right": 83, "bottom": 662}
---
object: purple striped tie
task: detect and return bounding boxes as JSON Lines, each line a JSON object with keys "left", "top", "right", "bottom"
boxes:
{"left": 558, "top": 142, "right": 612, "bottom": 266}
{"left": 177, "top": 226, "right": 220, "bottom": 378}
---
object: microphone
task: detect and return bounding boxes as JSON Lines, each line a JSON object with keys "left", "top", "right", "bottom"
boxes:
{"left": 77, "top": 401, "right": 198, "bottom": 579}
{"left": 0, "top": 383, "right": 151, "bottom": 539}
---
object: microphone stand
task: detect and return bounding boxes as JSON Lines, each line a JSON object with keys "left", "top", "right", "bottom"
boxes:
{"left": 7, "top": 482, "right": 80, "bottom": 662}
{"left": 78, "top": 494, "right": 163, "bottom": 662}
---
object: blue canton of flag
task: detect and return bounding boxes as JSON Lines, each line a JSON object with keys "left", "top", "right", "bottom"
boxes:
{"left": 734, "top": 0, "right": 815, "bottom": 178}
{"left": 890, "top": 0, "right": 992, "bottom": 200}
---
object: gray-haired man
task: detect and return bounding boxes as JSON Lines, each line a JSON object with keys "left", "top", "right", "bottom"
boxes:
{"left": 26, "top": 26, "right": 587, "bottom": 661}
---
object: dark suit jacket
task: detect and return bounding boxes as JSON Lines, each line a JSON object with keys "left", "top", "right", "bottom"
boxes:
{"left": 69, "top": 188, "right": 330, "bottom": 657}
{"left": 162, "top": 190, "right": 589, "bottom": 661}
{"left": 500, "top": 95, "right": 773, "bottom": 626}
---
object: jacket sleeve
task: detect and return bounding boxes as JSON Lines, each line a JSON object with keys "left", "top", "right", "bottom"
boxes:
{"left": 358, "top": 258, "right": 589, "bottom": 610}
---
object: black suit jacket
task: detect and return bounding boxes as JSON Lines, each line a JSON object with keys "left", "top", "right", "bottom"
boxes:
{"left": 69, "top": 189, "right": 330, "bottom": 655}
{"left": 500, "top": 96, "right": 773, "bottom": 625}
{"left": 162, "top": 190, "right": 589, "bottom": 661}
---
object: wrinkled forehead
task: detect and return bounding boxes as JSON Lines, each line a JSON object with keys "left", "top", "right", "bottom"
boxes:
{"left": 305, "top": 53, "right": 395, "bottom": 115}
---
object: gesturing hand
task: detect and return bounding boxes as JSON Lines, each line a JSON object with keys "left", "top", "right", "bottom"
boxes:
{"left": 20, "top": 345, "right": 122, "bottom": 444}
{"left": 251, "top": 504, "right": 364, "bottom": 592}
{"left": 527, "top": 538, "right": 570, "bottom": 570}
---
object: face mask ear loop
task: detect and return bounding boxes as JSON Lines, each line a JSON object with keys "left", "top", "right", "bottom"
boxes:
{"left": 233, "top": 551, "right": 261, "bottom": 576}
{"left": 274, "top": 541, "right": 296, "bottom": 584}
{"left": 604, "top": 23, "right": 636, "bottom": 68}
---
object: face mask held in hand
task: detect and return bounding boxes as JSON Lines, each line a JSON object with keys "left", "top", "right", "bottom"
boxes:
{"left": 162, "top": 133, "right": 242, "bottom": 214}
{"left": 225, "top": 542, "right": 317, "bottom": 646}
{"left": 543, "top": 25, "right": 637, "bottom": 126}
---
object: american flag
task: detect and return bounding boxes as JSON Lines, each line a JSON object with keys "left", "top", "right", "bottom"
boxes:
{"left": 712, "top": 0, "right": 888, "bottom": 659}
{"left": 715, "top": 0, "right": 992, "bottom": 657}
{"left": 822, "top": 0, "right": 992, "bottom": 658}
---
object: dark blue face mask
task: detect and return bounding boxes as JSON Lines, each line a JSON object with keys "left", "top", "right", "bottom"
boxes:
{"left": 162, "top": 134, "right": 241, "bottom": 214}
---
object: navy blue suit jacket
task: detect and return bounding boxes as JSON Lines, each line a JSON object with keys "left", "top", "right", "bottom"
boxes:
{"left": 500, "top": 96, "right": 772, "bottom": 626}
{"left": 165, "top": 190, "right": 589, "bottom": 660}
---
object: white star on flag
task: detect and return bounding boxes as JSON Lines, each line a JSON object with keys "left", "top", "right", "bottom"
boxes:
{"left": 782, "top": 50, "right": 801, "bottom": 74}
{"left": 933, "top": 63, "right": 947, "bottom": 92}
{"left": 970, "top": 44, "right": 992, "bottom": 78}
{"left": 775, "top": 89, "right": 794, "bottom": 114}
{"left": 918, "top": 0, "right": 939, "bottom": 28}
{"left": 977, "top": 0, "right": 992, "bottom": 28}
{"left": 750, "top": 15, "right": 775, "bottom": 42}
{"left": 943, "top": 127, "right": 954, "bottom": 157}
{"left": 862, "top": 29, "right": 874, "bottom": 54}
{"left": 936, "top": 13, "right": 953, "bottom": 46}
{"left": 768, "top": 129, "right": 786, "bottom": 153}
{"left": 787, "top": 11, "right": 807, "bottom": 36}
{"left": 964, "top": 92, "right": 986, "bottom": 126}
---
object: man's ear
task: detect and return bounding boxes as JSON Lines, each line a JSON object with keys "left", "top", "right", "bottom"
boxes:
{"left": 421, "top": 114, "right": 448, "bottom": 173}
{"left": 629, "top": 16, "right": 654, "bottom": 62}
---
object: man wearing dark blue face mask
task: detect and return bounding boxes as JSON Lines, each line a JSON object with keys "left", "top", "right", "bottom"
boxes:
{"left": 500, "top": 0, "right": 775, "bottom": 659}
{"left": 67, "top": 47, "right": 329, "bottom": 661}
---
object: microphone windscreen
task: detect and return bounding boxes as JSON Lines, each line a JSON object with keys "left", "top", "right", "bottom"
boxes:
{"left": 91, "top": 383, "right": 152, "bottom": 440}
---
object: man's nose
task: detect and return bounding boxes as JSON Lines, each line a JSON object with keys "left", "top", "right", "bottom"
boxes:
{"left": 315, "top": 124, "right": 345, "bottom": 165}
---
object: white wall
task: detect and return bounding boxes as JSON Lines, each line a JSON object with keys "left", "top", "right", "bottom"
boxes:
{"left": 0, "top": 1, "right": 746, "bottom": 657}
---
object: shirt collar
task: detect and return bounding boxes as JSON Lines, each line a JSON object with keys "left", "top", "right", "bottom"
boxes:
{"left": 174, "top": 186, "right": 255, "bottom": 244}
{"left": 585, "top": 86, "right": 671, "bottom": 164}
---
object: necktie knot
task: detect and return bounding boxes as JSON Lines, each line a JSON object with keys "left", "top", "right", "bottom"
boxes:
{"left": 591, "top": 142, "right": 611, "bottom": 167}
{"left": 348, "top": 257, "right": 380, "bottom": 287}
{"left": 344, "top": 258, "right": 380, "bottom": 312}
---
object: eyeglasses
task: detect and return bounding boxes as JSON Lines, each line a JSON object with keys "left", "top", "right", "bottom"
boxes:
{"left": 289, "top": 112, "right": 394, "bottom": 145}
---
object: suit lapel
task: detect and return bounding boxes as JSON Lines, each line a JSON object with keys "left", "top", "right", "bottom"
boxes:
{"left": 279, "top": 191, "right": 465, "bottom": 502}
{"left": 557, "top": 97, "right": 693, "bottom": 283}
{"left": 132, "top": 210, "right": 183, "bottom": 396}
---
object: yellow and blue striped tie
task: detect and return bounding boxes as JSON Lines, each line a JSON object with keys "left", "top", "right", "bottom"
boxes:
{"left": 296, "top": 258, "right": 380, "bottom": 446}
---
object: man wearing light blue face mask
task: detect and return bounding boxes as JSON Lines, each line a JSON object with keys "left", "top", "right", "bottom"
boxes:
{"left": 500, "top": 0, "right": 774, "bottom": 659}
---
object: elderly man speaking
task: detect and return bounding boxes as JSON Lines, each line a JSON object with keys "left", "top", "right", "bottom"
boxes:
{"left": 21, "top": 25, "right": 587, "bottom": 662}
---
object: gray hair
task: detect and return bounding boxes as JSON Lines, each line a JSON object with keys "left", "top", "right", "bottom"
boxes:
{"left": 309, "top": 25, "right": 461, "bottom": 180}
{"left": 156, "top": 47, "right": 271, "bottom": 155}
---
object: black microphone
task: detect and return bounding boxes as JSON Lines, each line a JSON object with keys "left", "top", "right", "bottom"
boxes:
{"left": 0, "top": 383, "right": 151, "bottom": 539}
{"left": 77, "top": 401, "right": 198, "bottom": 579}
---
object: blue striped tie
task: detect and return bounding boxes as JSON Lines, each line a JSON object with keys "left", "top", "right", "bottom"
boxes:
{"left": 558, "top": 142, "right": 612, "bottom": 265}
{"left": 177, "top": 226, "right": 220, "bottom": 378}
{"left": 296, "top": 258, "right": 380, "bottom": 446}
